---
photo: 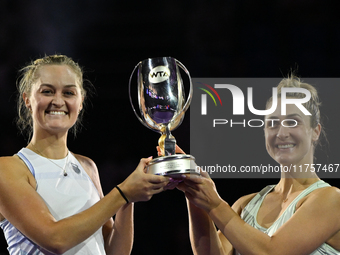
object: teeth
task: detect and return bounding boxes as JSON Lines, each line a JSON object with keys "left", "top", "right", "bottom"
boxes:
{"left": 278, "top": 144, "right": 294, "bottom": 149}
{"left": 49, "top": 111, "right": 66, "bottom": 115}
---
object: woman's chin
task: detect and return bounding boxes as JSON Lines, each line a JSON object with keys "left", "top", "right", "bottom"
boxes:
{"left": 275, "top": 156, "right": 296, "bottom": 166}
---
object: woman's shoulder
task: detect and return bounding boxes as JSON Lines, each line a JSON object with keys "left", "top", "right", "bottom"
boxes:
{"left": 72, "top": 152, "right": 101, "bottom": 177}
{"left": 71, "top": 153, "right": 99, "bottom": 176}
{"left": 72, "top": 153, "right": 97, "bottom": 169}
{"left": 231, "top": 192, "right": 258, "bottom": 215}
{"left": 297, "top": 184, "right": 340, "bottom": 214}
{"left": 231, "top": 185, "right": 275, "bottom": 214}
{"left": 0, "top": 155, "right": 36, "bottom": 189}
{"left": 306, "top": 184, "right": 340, "bottom": 204}
{"left": 0, "top": 155, "right": 28, "bottom": 173}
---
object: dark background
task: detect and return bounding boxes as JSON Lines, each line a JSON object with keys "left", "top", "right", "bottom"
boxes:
{"left": 0, "top": 1, "right": 339, "bottom": 254}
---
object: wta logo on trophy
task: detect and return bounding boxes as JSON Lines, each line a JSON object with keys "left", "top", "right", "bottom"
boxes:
{"left": 148, "top": 66, "right": 171, "bottom": 83}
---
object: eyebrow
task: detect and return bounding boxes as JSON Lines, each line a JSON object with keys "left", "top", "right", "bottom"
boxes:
{"left": 266, "top": 114, "right": 303, "bottom": 119}
{"left": 40, "top": 84, "right": 77, "bottom": 88}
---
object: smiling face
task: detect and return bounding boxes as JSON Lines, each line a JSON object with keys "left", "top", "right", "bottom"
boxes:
{"left": 24, "top": 65, "right": 84, "bottom": 135}
{"left": 264, "top": 99, "right": 321, "bottom": 166}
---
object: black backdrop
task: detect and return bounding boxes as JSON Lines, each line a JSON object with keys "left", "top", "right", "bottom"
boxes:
{"left": 0, "top": 1, "right": 340, "bottom": 254}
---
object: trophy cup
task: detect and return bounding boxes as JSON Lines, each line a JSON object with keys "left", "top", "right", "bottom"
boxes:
{"left": 129, "top": 57, "right": 199, "bottom": 177}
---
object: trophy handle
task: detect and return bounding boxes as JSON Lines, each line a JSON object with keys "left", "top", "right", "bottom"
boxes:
{"left": 128, "top": 61, "right": 150, "bottom": 129}
{"left": 174, "top": 59, "right": 193, "bottom": 118}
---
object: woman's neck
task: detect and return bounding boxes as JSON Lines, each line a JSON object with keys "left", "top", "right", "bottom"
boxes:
{"left": 275, "top": 175, "right": 320, "bottom": 195}
{"left": 28, "top": 132, "right": 68, "bottom": 159}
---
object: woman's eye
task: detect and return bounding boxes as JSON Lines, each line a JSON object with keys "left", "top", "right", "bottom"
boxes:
{"left": 64, "top": 91, "right": 76, "bottom": 96}
{"left": 42, "top": 90, "right": 53, "bottom": 94}
{"left": 285, "top": 120, "right": 298, "bottom": 127}
{"left": 265, "top": 120, "right": 280, "bottom": 128}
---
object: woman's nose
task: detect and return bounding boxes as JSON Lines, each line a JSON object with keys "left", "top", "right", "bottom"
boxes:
{"left": 52, "top": 93, "right": 65, "bottom": 107}
{"left": 276, "top": 124, "right": 290, "bottom": 139}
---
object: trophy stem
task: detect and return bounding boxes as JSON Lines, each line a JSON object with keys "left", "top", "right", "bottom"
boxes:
{"left": 158, "top": 125, "right": 176, "bottom": 156}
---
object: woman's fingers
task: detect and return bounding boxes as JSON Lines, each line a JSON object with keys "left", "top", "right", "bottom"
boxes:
{"left": 156, "top": 146, "right": 162, "bottom": 156}
{"left": 175, "top": 145, "right": 186, "bottom": 154}
{"left": 147, "top": 173, "right": 169, "bottom": 184}
{"left": 184, "top": 174, "right": 204, "bottom": 185}
{"left": 136, "top": 157, "right": 154, "bottom": 173}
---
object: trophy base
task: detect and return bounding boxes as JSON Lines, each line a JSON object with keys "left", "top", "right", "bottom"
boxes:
{"left": 147, "top": 154, "right": 199, "bottom": 177}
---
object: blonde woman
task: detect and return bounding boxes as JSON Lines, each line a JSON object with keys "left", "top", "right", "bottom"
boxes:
{"left": 0, "top": 55, "right": 169, "bottom": 254}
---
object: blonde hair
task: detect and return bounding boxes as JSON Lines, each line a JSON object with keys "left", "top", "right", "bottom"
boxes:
{"left": 16, "top": 54, "right": 88, "bottom": 137}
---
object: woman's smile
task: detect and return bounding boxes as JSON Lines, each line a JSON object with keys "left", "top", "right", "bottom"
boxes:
{"left": 265, "top": 100, "right": 318, "bottom": 167}
{"left": 25, "top": 65, "right": 83, "bottom": 134}
{"left": 46, "top": 110, "right": 68, "bottom": 116}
